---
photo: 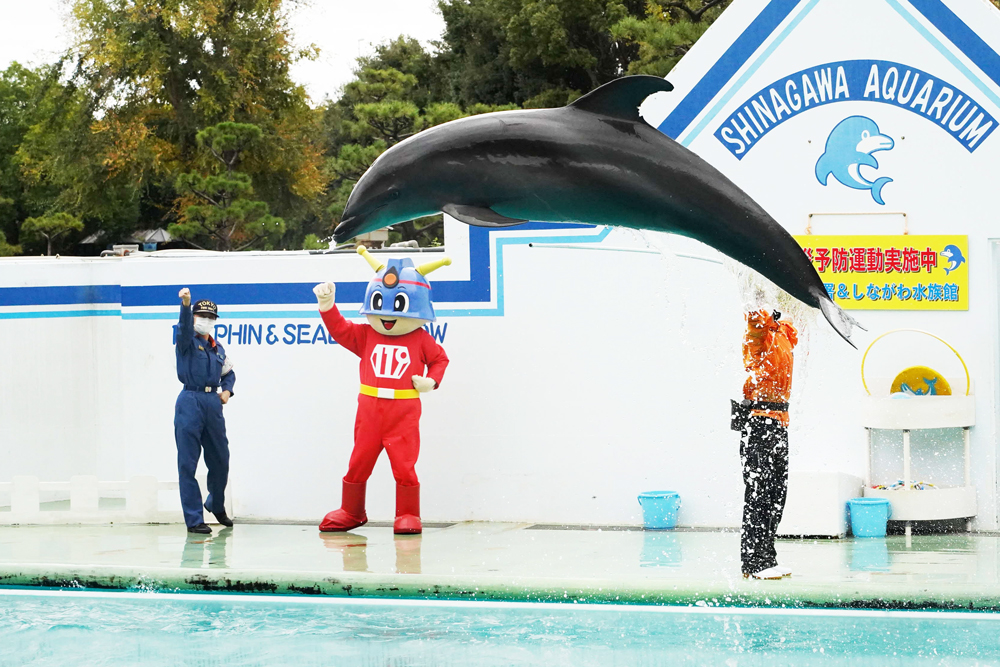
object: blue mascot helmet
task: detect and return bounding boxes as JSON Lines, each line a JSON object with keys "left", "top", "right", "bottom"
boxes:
{"left": 357, "top": 247, "right": 451, "bottom": 323}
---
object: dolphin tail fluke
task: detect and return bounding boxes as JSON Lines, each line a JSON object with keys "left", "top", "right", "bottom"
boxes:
{"left": 815, "top": 290, "right": 864, "bottom": 348}
{"left": 871, "top": 177, "right": 892, "bottom": 205}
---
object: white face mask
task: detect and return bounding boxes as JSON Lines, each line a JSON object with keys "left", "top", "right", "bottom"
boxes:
{"left": 193, "top": 317, "right": 214, "bottom": 336}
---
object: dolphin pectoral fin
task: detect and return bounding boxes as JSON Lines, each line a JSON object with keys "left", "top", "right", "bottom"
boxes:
{"left": 858, "top": 152, "right": 878, "bottom": 169}
{"left": 871, "top": 177, "right": 892, "bottom": 205}
{"left": 443, "top": 204, "right": 527, "bottom": 228}
{"left": 568, "top": 75, "right": 674, "bottom": 122}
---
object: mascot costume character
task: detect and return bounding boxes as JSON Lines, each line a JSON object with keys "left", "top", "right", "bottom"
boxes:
{"left": 313, "top": 247, "right": 450, "bottom": 534}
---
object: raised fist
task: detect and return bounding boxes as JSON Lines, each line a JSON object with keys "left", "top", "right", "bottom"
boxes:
{"left": 178, "top": 287, "right": 191, "bottom": 306}
{"left": 313, "top": 282, "right": 336, "bottom": 312}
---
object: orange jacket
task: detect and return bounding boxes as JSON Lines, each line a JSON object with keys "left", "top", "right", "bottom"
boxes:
{"left": 743, "top": 310, "right": 798, "bottom": 426}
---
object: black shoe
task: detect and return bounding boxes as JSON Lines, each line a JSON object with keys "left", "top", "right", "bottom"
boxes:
{"left": 205, "top": 503, "right": 234, "bottom": 527}
{"left": 187, "top": 523, "right": 212, "bottom": 534}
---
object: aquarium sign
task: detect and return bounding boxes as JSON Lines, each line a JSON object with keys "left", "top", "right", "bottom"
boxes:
{"left": 716, "top": 60, "right": 996, "bottom": 159}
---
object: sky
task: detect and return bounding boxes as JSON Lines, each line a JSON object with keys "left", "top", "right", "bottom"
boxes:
{"left": 0, "top": 0, "right": 447, "bottom": 103}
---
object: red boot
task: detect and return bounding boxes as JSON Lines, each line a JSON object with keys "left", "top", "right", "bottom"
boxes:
{"left": 393, "top": 484, "right": 422, "bottom": 535}
{"left": 319, "top": 479, "right": 368, "bottom": 532}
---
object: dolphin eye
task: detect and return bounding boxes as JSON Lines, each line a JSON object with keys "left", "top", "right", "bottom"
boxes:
{"left": 391, "top": 190, "right": 400, "bottom": 200}
{"left": 862, "top": 130, "right": 870, "bottom": 139}
{"left": 371, "top": 292, "right": 383, "bottom": 311}
{"left": 393, "top": 293, "right": 409, "bottom": 313}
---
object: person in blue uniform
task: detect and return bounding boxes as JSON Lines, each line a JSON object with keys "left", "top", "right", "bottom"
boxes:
{"left": 175, "top": 288, "right": 236, "bottom": 534}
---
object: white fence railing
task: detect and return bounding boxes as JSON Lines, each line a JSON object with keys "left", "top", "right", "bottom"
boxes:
{"left": 0, "top": 476, "right": 183, "bottom": 525}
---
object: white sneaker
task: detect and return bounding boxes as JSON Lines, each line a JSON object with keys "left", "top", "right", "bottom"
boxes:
{"left": 748, "top": 566, "right": 785, "bottom": 580}
{"left": 773, "top": 566, "right": 792, "bottom": 577}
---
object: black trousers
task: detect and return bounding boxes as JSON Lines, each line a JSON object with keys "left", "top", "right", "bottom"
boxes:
{"left": 740, "top": 416, "right": 789, "bottom": 574}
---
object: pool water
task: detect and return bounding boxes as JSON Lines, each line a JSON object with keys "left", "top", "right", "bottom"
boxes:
{"left": 1, "top": 590, "right": 998, "bottom": 666}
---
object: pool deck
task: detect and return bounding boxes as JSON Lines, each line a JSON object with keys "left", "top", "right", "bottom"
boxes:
{"left": 1, "top": 522, "right": 999, "bottom": 609}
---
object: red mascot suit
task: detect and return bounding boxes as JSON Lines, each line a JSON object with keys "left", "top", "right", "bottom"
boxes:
{"left": 314, "top": 247, "right": 450, "bottom": 534}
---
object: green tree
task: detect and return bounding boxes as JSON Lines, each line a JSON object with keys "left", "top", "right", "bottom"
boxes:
{"left": 0, "top": 63, "right": 93, "bottom": 248}
{"left": 438, "top": 0, "right": 647, "bottom": 106}
{"left": 437, "top": 0, "right": 731, "bottom": 105}
{"left": 301, "top": 233, "right": 328, "bottom": 250}
{"left": 319, "top": 38, "right": 519, "bottom": 247}
{"left": 0, "top": 197, "right": 20, "bottom": 255}
{"left": 355, "top": 37, "right": 450, "bottom": 109}
{"left": 21, "top": 212, "right": 85, "bottom": 256}
{"left": 18, "top": 0, "right": 325, "bottom": 251}
{"left": 15, "top": 62, "right": 145, "bottom": 246}
{"left": 0, "top": 230, "right": 20, "bottom": 256}
{"left": 171, "top": 123, "right": 285, "bottom": 251}
{"left": 611, "top": 1, "right": 731, "bottom": 77}
{"left": 0, "top": 64, "right": 42, "bottom": 244}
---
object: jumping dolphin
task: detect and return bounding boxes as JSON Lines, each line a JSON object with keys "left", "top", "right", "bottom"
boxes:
{"left": 815, "top": 116, "right": 894, "bottom": 205}
{"left": 334, "top": 75, "right": 860, "bottom": 345}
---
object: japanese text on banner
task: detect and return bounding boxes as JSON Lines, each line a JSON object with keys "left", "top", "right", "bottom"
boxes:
{"left": 791, "top": 235, "right": 968, "bottom": 310}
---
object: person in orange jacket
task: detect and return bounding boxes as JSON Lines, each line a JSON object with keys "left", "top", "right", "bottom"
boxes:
{"left": 733, "top": 309, "right": 798, "bottom": 580}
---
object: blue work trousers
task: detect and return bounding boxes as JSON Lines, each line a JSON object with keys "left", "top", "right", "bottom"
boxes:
{"left": 174, "top": 389, "right": 230, "bottom": 527}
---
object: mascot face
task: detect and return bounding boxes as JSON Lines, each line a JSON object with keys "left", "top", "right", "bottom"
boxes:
{"left": 357, "top": 248, "right": 450, "bottom": 337}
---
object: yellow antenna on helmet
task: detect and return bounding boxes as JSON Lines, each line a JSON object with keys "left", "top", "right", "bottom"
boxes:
{"left": 417, "top": 256, "right": 452, "bottom": 276}
{"left": 356, "top": 246, "right": 385, "bottom": 272}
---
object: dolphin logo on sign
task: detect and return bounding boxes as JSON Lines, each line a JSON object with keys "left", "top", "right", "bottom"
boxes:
{"left": 815, "top": 116, "right": 894, "bottom": 205}
{"left": 940, "top": 245, "right": 966, "bottom": 275}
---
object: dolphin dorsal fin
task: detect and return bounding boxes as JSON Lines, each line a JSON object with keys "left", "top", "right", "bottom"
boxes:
{"left": 568, "top": 75, "right": 674, "bottom": 122}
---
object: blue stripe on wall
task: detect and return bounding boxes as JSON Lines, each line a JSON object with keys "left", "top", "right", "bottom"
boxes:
{"left": 0, "top": 309, "right": 122, "bottom": 320}
{"left": 122, "top": 282, "right": 324, "bottom": 307}
{"left": 658, "top": 0, "right": 802, "bottom": 139}
{"left": 909, "top": 0, "right": 1000, "bottom": 93}
{"left": 0, "top": 222, "right": 594, "bottom": 310}
{"left": 0, "top": 284, "right": 121, "bottom": 307}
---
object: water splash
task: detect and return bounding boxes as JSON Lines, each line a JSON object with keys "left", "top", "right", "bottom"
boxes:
{"left": 723, "top": 259, "right": 819, "bottom": 454}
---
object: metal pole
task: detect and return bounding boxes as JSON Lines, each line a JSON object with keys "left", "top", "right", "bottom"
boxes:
{"left": 964, "top": 427, "right": 971, "bottom": 486}
{"left": 902, "top": 429, "right": 911, "bottom": 491}
{"left": 903, "top": 429, "right": 911, "bottom": 543}
{"left": 865, "top": 428, "right": 872, "bottom": 490}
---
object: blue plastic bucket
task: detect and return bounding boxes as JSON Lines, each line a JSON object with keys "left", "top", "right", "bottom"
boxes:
{"left": 848, "top": 498, "right": 892, "bottom": 537}
{"left": 638, "top": 491, "right": 681, "bottom": 530}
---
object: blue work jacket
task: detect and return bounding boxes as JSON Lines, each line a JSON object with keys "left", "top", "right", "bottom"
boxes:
{"left": 175, "top": 304, "right": 236, "bottom": 394}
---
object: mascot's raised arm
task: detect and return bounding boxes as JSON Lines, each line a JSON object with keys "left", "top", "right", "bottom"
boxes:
{"left": 314, "top": 247, "right": 450, "bottom": 535}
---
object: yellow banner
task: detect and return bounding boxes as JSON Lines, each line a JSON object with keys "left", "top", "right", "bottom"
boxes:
{"left": 792, "top": 235, "right": 968, "bottom": 310}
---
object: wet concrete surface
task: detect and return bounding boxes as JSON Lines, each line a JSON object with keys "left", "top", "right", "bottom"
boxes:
{"left": 0, "top": 522, "right": 997, "bottom": 608}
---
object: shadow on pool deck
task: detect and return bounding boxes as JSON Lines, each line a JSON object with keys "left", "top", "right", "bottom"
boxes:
{"left": 0, "top": 522, "right": 997, "bottom": 609}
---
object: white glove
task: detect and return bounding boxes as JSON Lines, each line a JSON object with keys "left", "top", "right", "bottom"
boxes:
{"left": 178, "top": 287, "right": 191, "bottom": 306}
{"left": 411, "top": 375, "right": 437, "bottom": 393}
{"left": 313, "top": 282, "right": 336, "bottom": 312}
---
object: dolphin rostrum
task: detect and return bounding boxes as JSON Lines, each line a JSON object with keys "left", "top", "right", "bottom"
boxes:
{"left": 335, "top": 75, "right": 860, "bottom": 345}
